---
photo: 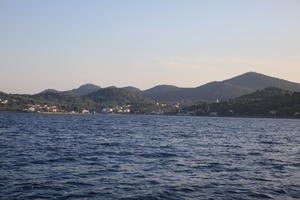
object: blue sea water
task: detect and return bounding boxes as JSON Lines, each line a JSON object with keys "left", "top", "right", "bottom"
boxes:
{"left": 0, "top": 113, "right": 300, "bottom": 200}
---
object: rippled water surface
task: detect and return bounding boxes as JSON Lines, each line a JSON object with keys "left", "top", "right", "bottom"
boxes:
{"left": 0, "top": 113, "right": 300, "bottom": 200}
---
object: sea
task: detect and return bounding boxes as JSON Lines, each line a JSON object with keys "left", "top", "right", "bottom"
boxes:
{"left": 0, "top": 113, "right": 300, "bottom": 200}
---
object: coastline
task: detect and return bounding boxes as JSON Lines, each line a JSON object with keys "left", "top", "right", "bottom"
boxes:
{"left": 0, "top": 111, "right": 299, "bottom": 120}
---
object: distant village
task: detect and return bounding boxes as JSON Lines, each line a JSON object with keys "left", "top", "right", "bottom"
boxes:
{"left": 23, "top": 104, "right": 132, "bottom": 114}
{"left": 22, "top": 103, "right": 174, "bottom": 115}
{"left": 22, "top": 102, "right": 182, "bottom": 115}
{"left": 0, "top": 96, "right": 183, "bottom": 115}
{"left": 24, "top": 104, "right": 75, "bottom": 114}
{"left": 0, "top": 96, "right": 299, "bottom": 118}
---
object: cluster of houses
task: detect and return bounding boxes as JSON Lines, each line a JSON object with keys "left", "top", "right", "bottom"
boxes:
{"left": 101, "top": 105, "right": 131, "bottom": 114}
{"left": 0, "top": 99, "right": 8, "bottom": 104}
{"left": 23, "top": 103, "right": 134, "bottom": 114}
{"left": 24, "top": 104, "right": 61, "bottom": 113}
{"left": 156, "top": 102, "right": 167, "bottom": 107}
{"left": 22, "top": 103, "right": 181, "bottom": 115}
{"left": 24, "top": 104, "right": 93, "bottom": 114}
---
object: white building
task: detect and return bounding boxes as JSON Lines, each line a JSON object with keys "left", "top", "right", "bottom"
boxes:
{"left": 1, "top": 100, "right": 8, "bottom": 104}
{"left": 123, "top": 109, "right": 130, "bottom": 113}
{"left": 28, "top": 107, "right": 35, "bottom": 112}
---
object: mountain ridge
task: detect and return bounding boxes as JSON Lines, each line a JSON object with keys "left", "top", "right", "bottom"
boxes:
{"left": 40, "top": 83, "right": 101, "bottom": 96}
{"left": 141, "top": 72, "right": 300, "bottom": 101}
{"left": 37, "top": 72, "right": 300, "bottom": 102}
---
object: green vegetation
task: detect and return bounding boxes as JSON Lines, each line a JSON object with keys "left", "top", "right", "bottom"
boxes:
{"left": 1, "top": 87, "right": 299, "bottom": 118}
{"left": 86, "top": 88, "right": 158, "bottom": 112}
{"left": 0, "top": 88, "right": 159, "bottom": 113}
{"left": 183, "top": 87, "right": 300, "bottom": 118}
{"left": 33, "top": 92, "right": 96, "bottom": 112}
{"left": 0, "top": 92, "right": 34, "bottom": 111}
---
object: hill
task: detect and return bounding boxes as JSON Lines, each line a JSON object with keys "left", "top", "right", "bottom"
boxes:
{"left": 183, "top": 87, "right": 300, "bottom": 118}
{"left": 33, "top": 91, "right": 96, "bottom": 112}
{"left": 122, "top": 86, "right": 142, "bottom": 93}
{"left": 3, "top": 72, "right": 300, "bottom": 111}
{"left": 0, "top": 88, "right": 157, "bottom": 113}
{"left": 40, "top": 89, "right": 60, "bottom": 94}
{"left": 40, "top": 83, "right": 101, "bottom": 96}
{"left": 142, "top": 85, "right": 181, "bottom": 100}
{"left": 223, "top": 72, "right": 300, "bottom": 91}
{"left": 66, "top": 84, "right": 101, "bottom": 95}
{"left": 141, "top": 72, "right": 300, "bottom": 102}
{"left": 0, "top": 91, "right": 41, "bottom": 111}
{"left": 86, "top": 88, "right": 154, "bottom": 108}
{"left": 37, "top": 72, "right": 300, "bottom": 102}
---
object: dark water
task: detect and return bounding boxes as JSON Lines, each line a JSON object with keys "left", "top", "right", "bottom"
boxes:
{"left": 0, "top": 113, "right": 300, "bottom": 200}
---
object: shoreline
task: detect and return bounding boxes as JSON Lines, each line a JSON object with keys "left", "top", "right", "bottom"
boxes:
{"left": 0, "top": 111, "right": 299, "bottom": 120}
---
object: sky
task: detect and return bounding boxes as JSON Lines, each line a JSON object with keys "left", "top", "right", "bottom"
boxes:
{"left": 0, "top": 0, "right": 300, "bottom": 94}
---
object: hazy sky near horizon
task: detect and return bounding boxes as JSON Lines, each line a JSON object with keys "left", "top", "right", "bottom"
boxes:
{"left": 1, "top": 0, "right": 300, "bottom": 94}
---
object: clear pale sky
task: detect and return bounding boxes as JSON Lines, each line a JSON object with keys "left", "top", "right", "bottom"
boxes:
{"left": 0, "top": 0, "right": 299, "bottom": 94}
